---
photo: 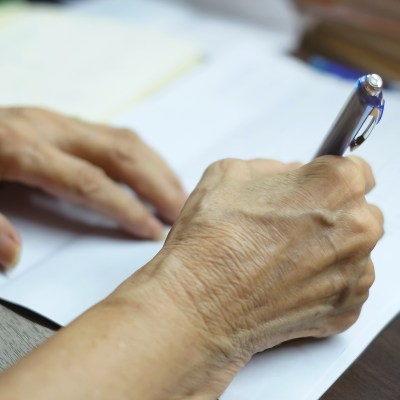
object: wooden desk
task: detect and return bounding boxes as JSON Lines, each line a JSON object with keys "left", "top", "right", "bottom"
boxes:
{"left": 323, "top": 313, "right": 400, "bottom": 399}
{"left": 0, "top": 303, "right": 399, "bottom": 398}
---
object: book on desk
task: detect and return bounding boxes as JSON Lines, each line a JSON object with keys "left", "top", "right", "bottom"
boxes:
{"left": 295, "top": 0, "right": 400, "bottom": 83}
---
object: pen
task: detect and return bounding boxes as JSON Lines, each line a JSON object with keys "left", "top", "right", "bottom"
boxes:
{"left": 315, "top": 74, "right": 385, "bottom": 157}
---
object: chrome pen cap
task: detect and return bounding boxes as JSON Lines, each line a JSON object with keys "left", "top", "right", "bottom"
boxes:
{"left": 315, "top": 73, "right": 385, "bottom": 157}
{"left": 350, "top": 74, "right": 385, "bottom": 150}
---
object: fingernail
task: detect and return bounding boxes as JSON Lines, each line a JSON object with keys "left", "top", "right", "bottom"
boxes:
{"left": 0, "top": 232, "right": 21, "bottom": 271}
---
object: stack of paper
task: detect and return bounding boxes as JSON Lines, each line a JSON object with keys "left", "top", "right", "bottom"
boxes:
{"left": 0, "top": 4, "right": 201, "bottom": 121}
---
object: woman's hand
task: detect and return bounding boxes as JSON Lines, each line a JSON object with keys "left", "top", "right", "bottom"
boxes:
{"left": 144, "top": 156, "right": 384, "bottom": 396}
{"left": 0, "top": 107, "right": 186, "bottom": 253}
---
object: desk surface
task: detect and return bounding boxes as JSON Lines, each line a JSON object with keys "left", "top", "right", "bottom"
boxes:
{"left": 323, "top": 313, "right": 400, "bottom": 400}
{"left": 0, "top": 303, "right": 398, "bottom": 398}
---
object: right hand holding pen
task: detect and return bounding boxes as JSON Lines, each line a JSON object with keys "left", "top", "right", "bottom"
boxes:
{"left": 146, "top": 156, "right": 383, "bottom": 395}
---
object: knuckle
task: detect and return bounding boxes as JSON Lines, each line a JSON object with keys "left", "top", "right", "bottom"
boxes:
{"left": 250, "top": 159, "right": 288, "bottom": 175}
{"left": 336, "top": 309, "right": 361, "bottom": 333}
{"left": 217, "top": 158, "right": 239, "bottom": 169}
{"left": 203, "top": 160, "right": 221, "bottom": 176}
{"left": 5, "top": 141, "right": 45, "bottom": 179}
{"left": 212, "top": 158, "right": 246, "bottom": 175}
{"left": 357, "top": 289, "right": 371, "bottom": 304}
{"left": 116, "top": 128, "right": 140, "bottom": 142}
{"left": 4, "top": 106, "right": 25, "bottom": 118}
{"left": 365, "top": 267, "right": 376, "bottom": 289}
{"left": 316, "top": 157, "right": 365, "bottom": 195}
{"left": 0, "top": 118, "right": 36, "bottom": 152}
{"left": 0, "top": 125, "right": 13, "bottom": 144}
{"left": 348, "top": 207, "right": 383, "bottom": 250}
{"left": 302, "top": 158, "right": 364, "bottom": 203}
{"left": 251, "top": 158, "right": 281, "bottom": 167}
{"left": 26, "top": 106, "right": 56, "bottom": 118}
{"left": 368, "top": 267, "right": 376, "bottom": 287}
{"left": 74, "top": 165, "right": 107, "bottom": 198}
{"left": 371, "top": 210, "right": 385, "bottom": 239}
{"left": 111, "top": 140, "right": 137, "bottom": 164}
{"left": 330, "top": 158, "right": 361, "bottom": 190}
{"left": 9, "top": 106, "right": 48, "bottom": 121}
{"left": 358, "top": 262, "right": 376, "bottom": 294}
{"left": 329, "top": 272, "right": 351, "bottom": 304}
{"left": 347, "top": 207, "right": 371, "bottom": 234}
{"left": 0, "top": 123, "right": 23, "bottom": 142}
{"left": 14, "top": 106, "right": 36, "bottom": 116}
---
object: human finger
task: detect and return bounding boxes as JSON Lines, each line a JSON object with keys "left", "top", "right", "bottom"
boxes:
{"left": 0, "top": 213, "right": 21, "bottom": 271}
{"left": 59, "top": 123, "right": 187, "bottom": 223}
{"left": 9, "top": 144, "right": 164, "bottom": 239}
{"left": 347, "top": 156, "right": 376, "bottom": 194}
{"left": 355, "top": 258, "right": 375, "bottom": 298}
{"left": 7, "top": 110, "right": 187, "bottom": 223}
{"left": 367, "top": 203, "right": 385, "bottom": 240}
{"left": 298, "top": 156, "right": 376, "bottom": 211}
{"left": 368, "top": 203, "right": 384, "bottom": 227}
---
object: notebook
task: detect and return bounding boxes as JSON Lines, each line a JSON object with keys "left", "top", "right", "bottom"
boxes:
{"left": 0, "top": 4, "right": 201, "bottom": 121}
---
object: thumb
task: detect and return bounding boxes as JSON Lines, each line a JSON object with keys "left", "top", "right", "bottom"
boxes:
{"left": 0, "top": 213, "right": 21, "bottom": 271}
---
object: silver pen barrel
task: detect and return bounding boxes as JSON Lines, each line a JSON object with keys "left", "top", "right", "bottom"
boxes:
{"left": 315, "top": 74, "right": 383, "bottom": 158}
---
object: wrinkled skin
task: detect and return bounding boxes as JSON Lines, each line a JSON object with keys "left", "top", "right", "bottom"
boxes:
{"left": 0, "top": 157, "right": 384, "bottom": 400}
{"left": 0, "top": 107, "right": 186, "bottom": 269}
{"left": 139, "top": 156, "right": 384, "bottom": 396}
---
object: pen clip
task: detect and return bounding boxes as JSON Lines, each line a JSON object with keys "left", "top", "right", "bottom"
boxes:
{"left": 350, "top": 100, "right": 385, "bottom": 151}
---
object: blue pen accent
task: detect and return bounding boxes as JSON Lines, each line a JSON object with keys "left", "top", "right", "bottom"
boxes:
{"left": 356, "top": 76, "right": 385, "bottom": 123}
{"left": 309, "top": 56, "right": 366, "bottom": 81}
{"left": 315, "top": 74, "right": 385, "bottom": 158}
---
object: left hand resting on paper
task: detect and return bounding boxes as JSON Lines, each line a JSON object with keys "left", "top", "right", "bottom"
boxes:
{"left": 0, "top": 107, "right": 186, "bottom": 269}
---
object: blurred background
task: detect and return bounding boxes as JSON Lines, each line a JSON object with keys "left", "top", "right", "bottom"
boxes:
{"left": 294, "top": 0, "right": 400, "bottom": 83}
{"left": 19, "top": 0, "right": 400, "bottom": 84}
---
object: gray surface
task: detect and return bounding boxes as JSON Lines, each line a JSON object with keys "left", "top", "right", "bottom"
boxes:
{"left": 0, "top": 304, "right": 54, "bottom": 372}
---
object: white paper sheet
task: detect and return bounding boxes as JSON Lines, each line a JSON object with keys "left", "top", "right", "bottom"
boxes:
{"left": 0, "top": 1, "right": 399, "bottom": 398}
{"left": 0, "top": 42, "right": 399, "bottom": 399}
